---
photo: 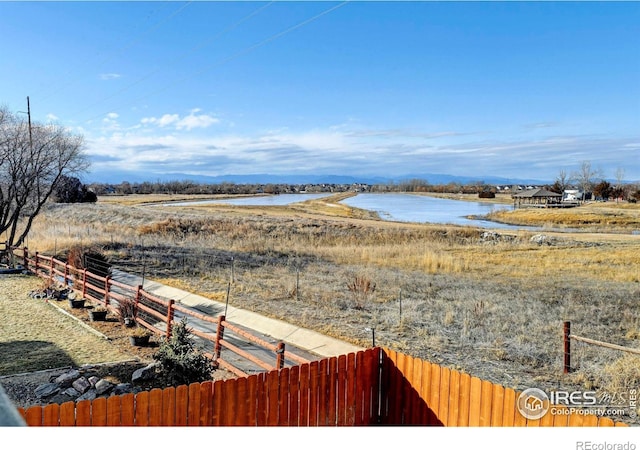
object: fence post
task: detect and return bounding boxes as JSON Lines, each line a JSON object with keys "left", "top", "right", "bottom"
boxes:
{"left": 82, "top": 268, "right": 88, "bottom": 298}
{"left": 64, "top": 262, "right": 69, "bottom": 286}
{"left": 49, "top": 255, "right": 55, "bottom": 281}
{"left": 166, "top": 299, "right": 175, "bottom": 339}
{"left": 22, "top": 247, "right": 28, "bottom": 270}
{"left": 104, "top": 275, "right": 111, "bottom": 306}
{"left": 34, "top": 252, "right": 39, "bottom": 275}
{"left": 135, "top": 284, "right": 142, "bottom": 304}
{"left": 276, "top": 342, "right": 285, "bottom": 370}
{"left": 564, "top": 321, "right": 571, "bottom": 374}
{"left": 214, "top": 315, "right": 226, "bottom": 360}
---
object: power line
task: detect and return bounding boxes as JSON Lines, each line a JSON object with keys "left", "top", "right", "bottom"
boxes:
{"left": 82, "top": 1, "right": 350, "bottom": 125}
{"left": 35, "top": 2, "right": 194, "bottom": 104}
{"left": 69, "top": 1, "right": 274, "bottom": 121}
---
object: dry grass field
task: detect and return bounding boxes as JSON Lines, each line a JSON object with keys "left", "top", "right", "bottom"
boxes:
{"left": 10, "top": 192, "right": 640, "bottom": 421}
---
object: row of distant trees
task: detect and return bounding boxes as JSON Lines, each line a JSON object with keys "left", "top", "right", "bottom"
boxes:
{"left": 83, "top": 169, "right": 640, "bottom": 202}
{"left": 1, "top": 97, "right": 638, "bottom": 251}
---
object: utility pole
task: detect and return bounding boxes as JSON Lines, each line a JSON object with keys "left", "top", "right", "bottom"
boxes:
{"left": 26, "top": 96, "right": 33, "bottom": 149}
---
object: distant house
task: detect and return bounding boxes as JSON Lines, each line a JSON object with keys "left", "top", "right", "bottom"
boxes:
{"left": 512, "top": 188, "right": 562, "bottom": 208}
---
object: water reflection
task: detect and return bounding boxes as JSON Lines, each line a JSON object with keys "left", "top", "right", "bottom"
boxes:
{"left": 340, "top": 193, "right": 528, "bottom": 230}
{"left": 163, "top": 193, "right": 333, "bottom": 207}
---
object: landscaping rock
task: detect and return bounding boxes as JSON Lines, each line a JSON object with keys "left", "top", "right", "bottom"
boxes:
{"left": 34, "top": 383, "right": 59, "bottom": 399}
{"left": 54, "top": 369, "right": 81, "bottom": 387}
{"left": 29, "top": 365, "right": 161, "bottom": 406}
{"left": 132, "top": 362, "right": 161, "bottom": 383}
{"left": 72, "top": 377, "right": 91, "bottom": 394}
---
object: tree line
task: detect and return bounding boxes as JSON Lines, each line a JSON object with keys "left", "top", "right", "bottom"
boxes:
{"left": 1, "top": 98, "right": 638, "bottom": 252}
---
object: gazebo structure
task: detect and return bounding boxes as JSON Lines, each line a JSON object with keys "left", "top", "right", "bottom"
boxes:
{"left": 512, "top": 188, "right": 562, "bottom": 208}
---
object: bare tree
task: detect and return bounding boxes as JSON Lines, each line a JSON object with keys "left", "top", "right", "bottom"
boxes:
{"left": 550, "top": 169, "right": 569, "bottom": 194}
{"left": 0, "top": 107, "right": 88, "bottom": 248}
{"left": 571, "top": 161, "right": 603, "bottom": 202}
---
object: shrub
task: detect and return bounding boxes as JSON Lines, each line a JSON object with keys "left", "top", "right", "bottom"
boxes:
{"left": 347, "top": 275, "right": 376, "bottom": 310}
{"left": 153, "top": 317, "right": 213, "bottom": 385}
{"left": 116, "top": 297, "right": 138, "bottom": 324}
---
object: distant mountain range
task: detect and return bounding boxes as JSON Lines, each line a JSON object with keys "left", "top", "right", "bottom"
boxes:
{"left": 84, "top": 170, "right": 550, "bottom": 187}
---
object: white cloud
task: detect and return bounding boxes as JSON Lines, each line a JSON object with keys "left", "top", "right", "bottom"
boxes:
{"left": 84, "top": 116, "right": 640, "bottom": 182}
{"left": 141, "top": 110, "right": 219, "bottom": 131}
{"left": 99, "top": 73, "right": 121, "bottom": 80}
{"left": 46, "top": 113, "right": 59, "bottom": 122}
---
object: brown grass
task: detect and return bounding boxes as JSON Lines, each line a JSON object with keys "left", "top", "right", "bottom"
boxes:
{"left": 0, "top": 274, "right": 134, "bottom": 375}
{"left": 12, "top": 194, "right": 640, "bottom": 419}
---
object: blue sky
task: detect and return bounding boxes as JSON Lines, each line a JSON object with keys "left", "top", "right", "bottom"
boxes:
{"left": 1, "top": 1, "right": 639, "bottom": 184}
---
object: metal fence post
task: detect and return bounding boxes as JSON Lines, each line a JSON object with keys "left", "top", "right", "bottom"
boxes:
{"left": 104, "top": 275, "right": 111, "bottom": 306}
{"left": 214, "top": 315, "right": 226, "bottom": 360}
{"left": 276, "top": 342, "right": 285, "bottom": 369}
{"left": 563, "top": 321, "right": 571, "bottom": 374}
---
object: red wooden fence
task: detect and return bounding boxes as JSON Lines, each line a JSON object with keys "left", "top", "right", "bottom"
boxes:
{"left": 13, "top": 247, "right": 310, "bottom": 374}
{"left": 18, "top": 348, "right": 630, "bottom": 427}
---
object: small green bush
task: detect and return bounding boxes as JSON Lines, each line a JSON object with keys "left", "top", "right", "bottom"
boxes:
{"left": 153, "top": 317, "right": 213, "bottom": 385}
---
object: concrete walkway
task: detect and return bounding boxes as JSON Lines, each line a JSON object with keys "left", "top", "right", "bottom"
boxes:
{"left": 112, "top": 270, "right": 363, "bottom": 359}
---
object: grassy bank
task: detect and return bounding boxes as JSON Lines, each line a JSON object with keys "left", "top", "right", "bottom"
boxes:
{"left": 14, "top": 194, "right": 640, "bottom": 416}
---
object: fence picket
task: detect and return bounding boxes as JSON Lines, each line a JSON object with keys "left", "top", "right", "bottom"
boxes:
{"left": 211, "top": 377, "right": 224, "bottom": 427}
{"left": 107, "top": 395, "right": 121, "bottom": 426}
{"left": 447, "top": 369, "right": 461, "bottom": 427}
{"left": 91, "top": 397, "right": 107, "bottom": 426}
{"left": 479, "top": 380, "right": 493, "bottom": 427}
{"left": 307, "top": 361, "right": 319, "bottom": 426}
{"left": 223, "top": 378, "right": 237, "bottom": 426}
{"left": 288, "top": 366, "right": 300, "bottom": 426}
{"left": 199, "top": 381, "right": 213, "bottom": 426}
{"left": 429, "top": 363, "right": 442, "bottom": 424}
{"left": 160, "top": 387, "right": 175, "bottom": 426}
{"left": 346, "top": 353, "right": 357, "bottom": 426}
{"left": 76, "top": 399, "right": 92, "bottom": 426}
{"left": 552, "top": 405, "right": 569, "bottom": 426}
{"left": 175, "top": 385, "right": 189, "bottom": 426}
{"left": 267, "top": 370, "right": 280, "bottom": 426}
{"left": 60, "top": 402, "right": 76, "bottom": 426}
{"left": 120, "top": 393, "right": 135, "bottom": 426}
{"left": 187, "top": 383, "right": 201, "bottom": 426}
{"left": 327, "top": 357, "right": 337, "bottom": 426}
{"left": 25, "top": 405, "right": 43, "bottom": 427}
{"left": 336, "top": 355, "right": 346, "bottom": 425}
{"left": 43, "top": 403, "right": 59, "bottom": 427}
{"left": 420, "top": 359, "right": 433, "bottom": 424}
{"left": 401, "top": 351, "right": 414, "bottom": 425}
{"left": 136, "top": 391, "right": 149, "bottom": 427}
{"left": 502, "top": 388, "right": 516, "bottom": 426}
{"left": 148, "top": 388, "right": 163, "bottom": 426}
{"left": 299, "top": 366, "right": 310, "bottom": 427}
{"left": 246, "top": 375, "right": 258, "bottom": 426}
{"left": 438, "top": 367, "right": 451, "bottom": 426}
{"left": 278, "top": 368, "right": 290, "bottom": 426}
{"left": 490, "top": 384, "right": 504, "bottom": 427}
{"left": 457, "top": 372, "right": 471, "bottom": 427}
{"left": 318, "top": 360, "right": 330, "bottom": 425}
{"left": 598, "top": 417, "right": 615, "bottom": 427}
{"left": 235, "top": 377, "right": 248, "bottom": 426}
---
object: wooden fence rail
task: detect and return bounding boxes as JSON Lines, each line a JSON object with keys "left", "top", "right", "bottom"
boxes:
{"left": 11, "top": 247, "right": 311, "bottom": 375}
{"left": 563, "top": 321, "right": 640, "bottom": 374}
{"left": 17, "top": 348, "right": 629, "bottom": 427}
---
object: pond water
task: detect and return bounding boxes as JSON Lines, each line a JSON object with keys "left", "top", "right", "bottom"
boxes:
{"left": 163, "top": 192, "right": 540, "bottom": 230}
{"left": 340, "top": 193, "right": 532, "bottom": 230}
{"left": 163, "top": 193, "right": 333, "bottom": 207}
